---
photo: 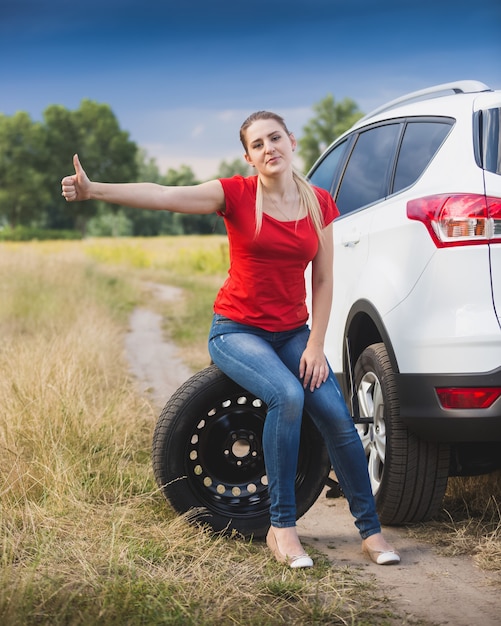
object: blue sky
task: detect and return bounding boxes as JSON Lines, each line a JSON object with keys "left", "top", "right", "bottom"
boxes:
{"left": 1, "top": 0, "right": 500, "bottom": 178}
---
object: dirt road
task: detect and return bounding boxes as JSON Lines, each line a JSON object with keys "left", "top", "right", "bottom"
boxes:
{"left": 125, "top": 284, "right": 501, "bottom": 626}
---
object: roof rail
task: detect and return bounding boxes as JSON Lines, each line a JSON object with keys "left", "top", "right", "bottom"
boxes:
{"left": 359, "top": 80, "right": 491, "bottom": 122}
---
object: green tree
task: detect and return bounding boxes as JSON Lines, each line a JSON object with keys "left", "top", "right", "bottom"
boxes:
{"left": 162, "top": 164, "right": 224, "bottom": 235}
{"left": 86, "top": 208, "right": 133, "bottom": 237}
{"left": 215, "top": 158, "right": 251, "bottom": 179}
{"left": 43, "top": 100, "right": 138, "bottom": 232}
{"left": 163, "top": 164, "right": 199, "bottom": 186}
{"left": 0, "top": 112, "right": 50, "bottom": 227}
{"left": 122, "top": 150, "right": 183, "bottom": 236}
{"left": 298, "top": 94, "right": 363, "bottom": 172}
{"left": 41, "top": 104, "right": 81, "bottom": 229}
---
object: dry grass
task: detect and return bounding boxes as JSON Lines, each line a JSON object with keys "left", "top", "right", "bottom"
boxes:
{"left": 0, "top": 240, "right": 395, "bottom": 625}
{"left": 409, "top": 473, "right": 501, "bottom": 575}
{"left": 84, "top": 236, "right": 229, "bottom": 371}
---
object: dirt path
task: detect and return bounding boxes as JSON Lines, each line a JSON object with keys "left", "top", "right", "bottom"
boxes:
{"left": 124, "top": 282, "right": 194, "bottom": 408}
{"left": 298, "top": 495, "right": 500, "bottom": 625}
{"left": 125, "top": 284, "right": 501, "bottom": 626}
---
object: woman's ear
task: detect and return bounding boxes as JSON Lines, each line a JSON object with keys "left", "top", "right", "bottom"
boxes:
{"left": 244, "top": 152, "right": 254, "bottom": 167}
{"left": 290, "top": 133, "right": 297, "bottom": 152}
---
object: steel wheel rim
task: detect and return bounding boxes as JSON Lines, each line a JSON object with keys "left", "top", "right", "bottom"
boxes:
{"left": 184, "top": 390, "right": 270, "bottom": 519}
{"left": 183, "top": 387, "right": 319, "bottom": 520}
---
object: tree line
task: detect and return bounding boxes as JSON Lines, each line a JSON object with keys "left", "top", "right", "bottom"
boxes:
{"left": 0, "top": 96, "right": 362, "bottom": 238}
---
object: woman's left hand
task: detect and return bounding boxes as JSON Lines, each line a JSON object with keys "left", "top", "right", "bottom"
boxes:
{"left": 299, "top": 343, "right": 329, "bottom": 392}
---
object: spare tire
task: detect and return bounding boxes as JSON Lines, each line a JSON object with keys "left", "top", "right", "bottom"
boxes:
{"left": 152, "top": 364, "right": 331, "bottom": 537}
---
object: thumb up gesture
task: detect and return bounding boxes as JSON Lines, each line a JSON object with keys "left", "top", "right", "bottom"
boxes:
{"left": 61, "top": 154, "right": 91, "bottom": 202}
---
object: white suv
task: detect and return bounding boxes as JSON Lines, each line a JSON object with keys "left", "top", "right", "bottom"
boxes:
{"left": 308, "top": 80, "right": 501, "bottom": 524}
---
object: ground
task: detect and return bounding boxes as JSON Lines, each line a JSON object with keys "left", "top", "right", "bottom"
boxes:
{"left": 125, "top": 282, "right": 501, "bottom": 626}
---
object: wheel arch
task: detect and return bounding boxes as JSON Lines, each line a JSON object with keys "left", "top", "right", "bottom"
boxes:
{"left": 341, "top": 300, "right": 400, "bottom": 399}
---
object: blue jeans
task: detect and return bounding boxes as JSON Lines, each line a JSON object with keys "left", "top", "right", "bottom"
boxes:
{"left": 208, "top": 314, "right": 381, "bottom": 539}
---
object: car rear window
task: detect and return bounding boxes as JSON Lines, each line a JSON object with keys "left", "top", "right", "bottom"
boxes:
{"left": 482, "top": 108, "right": 501, "bottom": 175}
{"left": 336, "top": 124, "right": 401, "bottom": 213}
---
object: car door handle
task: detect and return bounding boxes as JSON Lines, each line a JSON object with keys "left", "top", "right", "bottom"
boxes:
{"left": 341, "top": 231, "right": 361, "bottom": 246}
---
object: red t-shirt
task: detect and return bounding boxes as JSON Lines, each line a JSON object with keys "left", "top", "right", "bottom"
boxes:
{"left": 214, "top": 175, "right": 339, "bottom": 332}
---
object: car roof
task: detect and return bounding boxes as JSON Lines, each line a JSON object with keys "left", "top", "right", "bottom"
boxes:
{"left": 352, "top": 80, "right": 493, "bottom": 129}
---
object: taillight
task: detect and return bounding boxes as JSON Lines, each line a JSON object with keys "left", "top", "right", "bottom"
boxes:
{"left": 407, "top": 194, "right": 501, "bottom": 247}
{"left": 436, "top": 387, "right": 501, "bottom": 409}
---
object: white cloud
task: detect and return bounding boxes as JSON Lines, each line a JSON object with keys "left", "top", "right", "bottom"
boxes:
{"left": 191, "top": 124, "right": 205, "bottom": 138}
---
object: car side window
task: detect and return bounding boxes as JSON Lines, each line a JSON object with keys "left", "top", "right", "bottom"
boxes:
{"left": 482, "top": 108, "right": 501, "bottom": 175}
{"left": 308, "top": 139, "right": 349, "bottom": 193}
{"left": 336, "top": 124, "right": 401, "bottom": 214}
{"left": 393, "top": 121, "right": 452, "bottom": 193}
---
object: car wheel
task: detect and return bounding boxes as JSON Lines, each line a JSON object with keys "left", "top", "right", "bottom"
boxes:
{"left": 354, "top": 343, "right": 450, "bottom": 524}
{"left": 152, "top": 364, "right": 331, "bottom": 538}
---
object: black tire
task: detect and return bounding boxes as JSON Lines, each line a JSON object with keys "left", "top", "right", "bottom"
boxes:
{"left": 354, "top": 343, "right": 450, "bottom": 525}
{"left": 152, "top": 364, "right": 331, "bottom": 538}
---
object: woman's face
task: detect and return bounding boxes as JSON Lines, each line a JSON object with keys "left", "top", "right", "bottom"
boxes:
{"left": 243, "top": 118, "right": 296, "bottom": 177}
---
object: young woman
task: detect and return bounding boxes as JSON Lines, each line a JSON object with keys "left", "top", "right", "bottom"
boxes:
{"left": 62, "top": 111, "right": 400, "bottom": 568}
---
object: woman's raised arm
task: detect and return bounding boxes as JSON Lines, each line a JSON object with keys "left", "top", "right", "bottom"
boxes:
{"left": 61, "top": 154, "right": 226, "bottom": 215}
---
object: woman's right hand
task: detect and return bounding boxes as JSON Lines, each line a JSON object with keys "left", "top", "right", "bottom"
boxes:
{"left": 61, "top": 154, "right": 91, "bottom": 202}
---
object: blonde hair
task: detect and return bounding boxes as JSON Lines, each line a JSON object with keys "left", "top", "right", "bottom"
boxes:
{"left": 239, "top": 111, "right": 325, "bottom": 240}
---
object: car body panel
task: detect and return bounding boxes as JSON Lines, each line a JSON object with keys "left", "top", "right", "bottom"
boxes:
{"left": 383, "top": 248, "right": 500, "bottom": 373}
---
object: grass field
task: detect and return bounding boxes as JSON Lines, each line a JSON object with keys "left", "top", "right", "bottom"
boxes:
{"left": 0, "top": 237, "right": 499, "bottom": 625}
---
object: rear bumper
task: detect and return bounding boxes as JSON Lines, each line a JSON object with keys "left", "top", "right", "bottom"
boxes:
{"left": 396, "top": 366, "right": 501, "bottom": 442}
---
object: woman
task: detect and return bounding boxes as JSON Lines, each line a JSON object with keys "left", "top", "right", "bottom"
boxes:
{"left": 62, "top": 111, "right": 400, "bottom": 568}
